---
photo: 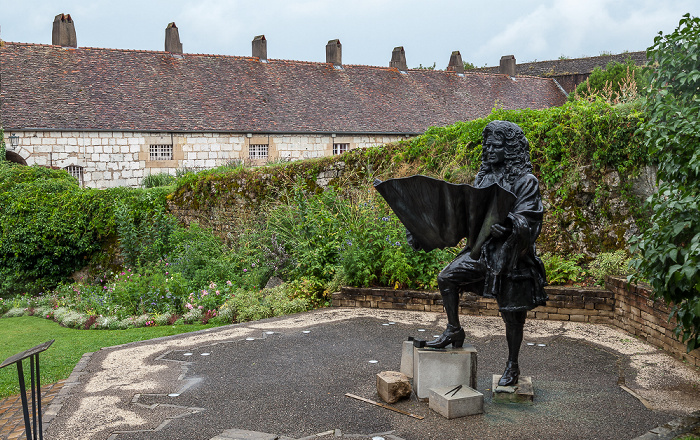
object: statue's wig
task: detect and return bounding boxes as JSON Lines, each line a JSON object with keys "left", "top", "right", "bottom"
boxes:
{"left": 475, "top": 120, "right": 533, "bottom": 186}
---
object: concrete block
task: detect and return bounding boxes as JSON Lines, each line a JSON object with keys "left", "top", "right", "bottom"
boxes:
{"left": 400, "top": 340, "right": 414, "bottom": 378}
{"left": 376, "top": 371, "right": 411, "bottom": 404}
{"left": 429, "top": 385, "right": 483, "bottom": 418}
{"left": 413, "top": 344, "right": 477, "bottom": 400}
{"left": 491, "top": 375, "right": 534, "bottom": 404}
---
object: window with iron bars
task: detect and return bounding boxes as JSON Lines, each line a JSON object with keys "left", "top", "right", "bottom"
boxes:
{"left": 333, "top": 143, "right": 349, "bottom": 155}
{"left": 65, "top": 165, "right": 84, "bottom": 187}
{"left": 149, "top": 144, "right": 173, "bottom": 161}
{"left": 249, "top": 144, "right": 269, "bottom": 159}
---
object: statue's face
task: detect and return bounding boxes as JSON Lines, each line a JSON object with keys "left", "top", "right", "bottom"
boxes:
{"left": 483, "top": 132, "right": 506, "bottom": 166}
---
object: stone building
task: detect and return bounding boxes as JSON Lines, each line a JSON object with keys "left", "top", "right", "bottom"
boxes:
{"left": 478, "top": 51, "right": 648, "bottom": 93}
{"left": 0, "top": 15, "right": 566, "bottom": 188}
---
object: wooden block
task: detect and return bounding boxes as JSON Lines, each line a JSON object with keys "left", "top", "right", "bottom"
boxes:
{"left": 376, "top": 371, "right": 411, "bottom": 404}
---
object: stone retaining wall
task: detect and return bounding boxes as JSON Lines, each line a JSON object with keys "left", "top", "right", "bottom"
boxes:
{"left": 332, "top": 276, "right": 700, "bottom": 367}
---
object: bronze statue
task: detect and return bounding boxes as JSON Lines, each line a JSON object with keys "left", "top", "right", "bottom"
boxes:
{"left": 375, "top": 120, "right": 547, "bottom": 387}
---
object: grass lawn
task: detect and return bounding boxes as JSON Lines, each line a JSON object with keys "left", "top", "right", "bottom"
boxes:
{"left": 0, "top": 316, "right": 220, "bottom": 398}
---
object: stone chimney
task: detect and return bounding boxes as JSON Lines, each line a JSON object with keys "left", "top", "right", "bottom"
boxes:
{"left": 499, "top": 55, "right": 516, "bottom": 76}
{"left": 390, "top": 46, "right": 407, "bottom": 71}
{"left": 252, "top": 35, "right": 267, "bottom": 61}
{"left": 52, "top": 14, "right": 77, "bottom": 47}
{"left": 165, "top": 22, "right": 183, "bottom": 53}
{"left": 326, "top": 39, "right": 342, "bottom": 67}
{"left": 447, "top": 51, "right": 464, "bottom": 74}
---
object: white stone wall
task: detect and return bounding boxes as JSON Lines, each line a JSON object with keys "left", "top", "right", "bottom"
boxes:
{"left": 7, "top": 131, "right": 405, "bottom": 189}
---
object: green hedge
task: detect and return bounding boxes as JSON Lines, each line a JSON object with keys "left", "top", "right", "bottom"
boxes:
{"left": 0, "top": 163, "right": 171, "bottom": 296}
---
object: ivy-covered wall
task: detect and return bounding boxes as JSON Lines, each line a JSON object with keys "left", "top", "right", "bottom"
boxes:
{"left": 168, "top": 99, "right": 653, "bottom": 258}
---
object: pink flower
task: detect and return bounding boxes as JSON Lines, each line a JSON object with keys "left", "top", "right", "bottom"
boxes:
{"left": 198, "top": 306, "right": 203, "bottom": 309}
{"left": 226, "top": 280, "right": 232, "bottom": 286}
{"left": 243, "top": 269, "right": 248, "bottom": 272}
{"left": 186, "top": 303, "right": 193, "bottom": 310}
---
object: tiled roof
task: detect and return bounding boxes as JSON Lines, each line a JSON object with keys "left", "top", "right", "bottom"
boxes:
{"left": 0, "top": 43, "right": 566, "bottom": 133}
{"left": 477, "top": 51, "right": 648, "bottom": 77}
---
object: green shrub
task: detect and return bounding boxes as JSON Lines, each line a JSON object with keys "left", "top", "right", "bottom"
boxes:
{"left": 587, "top": 250, "right": 631, "bottom": 285}
{"left": 115, "top": 201, "right": 178, "bottom": 267}
{"left": 168, "top": 223, "right": 247, "bottom": 291}
{"left": 218, "top": 285, "right": 311, "bottom": 324}
{"left": 630, "top": 14, "right": 700, "bottom": 352}
{"left": 105, "top": 264, "right": 187, "bottom": 317}
{"left": 0, "top": 163, "right": 178, "bottom": 297}
{"left": 2, "top": 307, "right": 26, "bottom": 318}
{"left": 570, "top": 58, "right": 650, "bottom": 103}
{"left": 267, "top": 185, "right": 348, "bottom": 282}
{"left": 286, "top": 276, "right": 328, "bottom": 308}
{"left": 141, "top": 172, "right": 176, "bottom": 188}
{"left": 337, "top": 189, "right": 453, "bottom": 290}
{"left": 541, "top": 253, "right": 584, "bottom": 285}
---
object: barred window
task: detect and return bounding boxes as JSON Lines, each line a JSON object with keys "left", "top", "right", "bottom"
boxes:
{"left": 249, "top": 144, "right": 269, "bottom": 159}
{"left": 149, "top": 144, "right": 173, "bottom": 161}
{"left": 65, "top": 165, "right": 84, "bottom": 187}
{"left": 333, "top": 143, "right": 349, "bottom": 155}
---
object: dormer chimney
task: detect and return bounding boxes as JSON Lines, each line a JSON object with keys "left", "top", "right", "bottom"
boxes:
{"left": 52, "top": 14, "right": 77, "bottom": 47}
{"left": 390, "top": 46, "right": 407, "bottom": 71}
{"left": 165, "top": 22, "right": 183, "bottom": 53}
{"left": 326, "top": 39, "right": 342, "bottom": 67}
{"left": 252, "top": 35, "right": 267, "bottom": 61}
{"left": 447, "top": 51, "right": 464, "bottom": 74}
{"left": 499, "top": 55, "right": 516, "bottom": 76}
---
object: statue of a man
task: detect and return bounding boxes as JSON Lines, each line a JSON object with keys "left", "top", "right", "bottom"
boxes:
{"left": 419, "top": 120, "right": 547, "bottom": 386}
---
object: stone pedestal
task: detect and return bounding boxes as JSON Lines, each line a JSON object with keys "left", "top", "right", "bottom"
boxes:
{"left": 429, "top": 385, "right": 483, "bottom": 419}
{"left": 413, "top": 345, "right": 477, "bottom": 400}
{"left": 376, "top": 371, "right": 411, "bottom": 404}
{"left": 491, "top": 375, "right": 534, "bottom": 404}
{"left": 400, "top": 340, "right": 414, "bottom": 378}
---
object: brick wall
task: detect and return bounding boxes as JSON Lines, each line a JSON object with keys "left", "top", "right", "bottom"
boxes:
{"left": 332, "top": 276, "right": 700, "bottom": 367}
{"left": 606, "top": 276, "right": 699, "bottom": 366}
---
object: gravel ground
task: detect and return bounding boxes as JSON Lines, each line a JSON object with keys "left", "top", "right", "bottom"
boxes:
{"left": 44, "top": 308, "right": 700, "bottom": 440}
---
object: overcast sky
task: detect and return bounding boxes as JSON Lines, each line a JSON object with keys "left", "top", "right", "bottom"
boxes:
{"left": 0, "top": 1, "right": 696, "bottom": 68}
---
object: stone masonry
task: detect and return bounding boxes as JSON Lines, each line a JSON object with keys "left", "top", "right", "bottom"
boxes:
{"left": 11, "top": 131, "right": 400, "bottom": 188}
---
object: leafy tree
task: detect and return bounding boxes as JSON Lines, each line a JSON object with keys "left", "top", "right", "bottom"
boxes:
{"left": 571, "top": 58, "right": 650, "bottom": 103}
{"left": 414, "top": 62, "right": 436, "bottom": 70}
{"left": 630, "top": 14, "right": 700, "bottom": 352}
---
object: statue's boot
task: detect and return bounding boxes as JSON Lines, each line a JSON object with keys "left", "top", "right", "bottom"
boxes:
{"left": 426, "top": 288, "right": 465, "bottom": 348}
{"left": 498, "top": 318, "right": 524, "bottom": 386}
{"left": 498, "top": 360, "right": 520, "bottom": 386}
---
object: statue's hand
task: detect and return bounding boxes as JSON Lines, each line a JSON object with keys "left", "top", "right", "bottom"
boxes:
{"left": 406, "top": 229, "right": 423, "bottom": 251}
{"left": 490, "top": 223, "right": 511, "bottom": 238}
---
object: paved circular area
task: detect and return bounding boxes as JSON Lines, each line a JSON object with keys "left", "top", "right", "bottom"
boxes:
{"left": 39, "top": 309, "right": 700, "bottom": 440}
